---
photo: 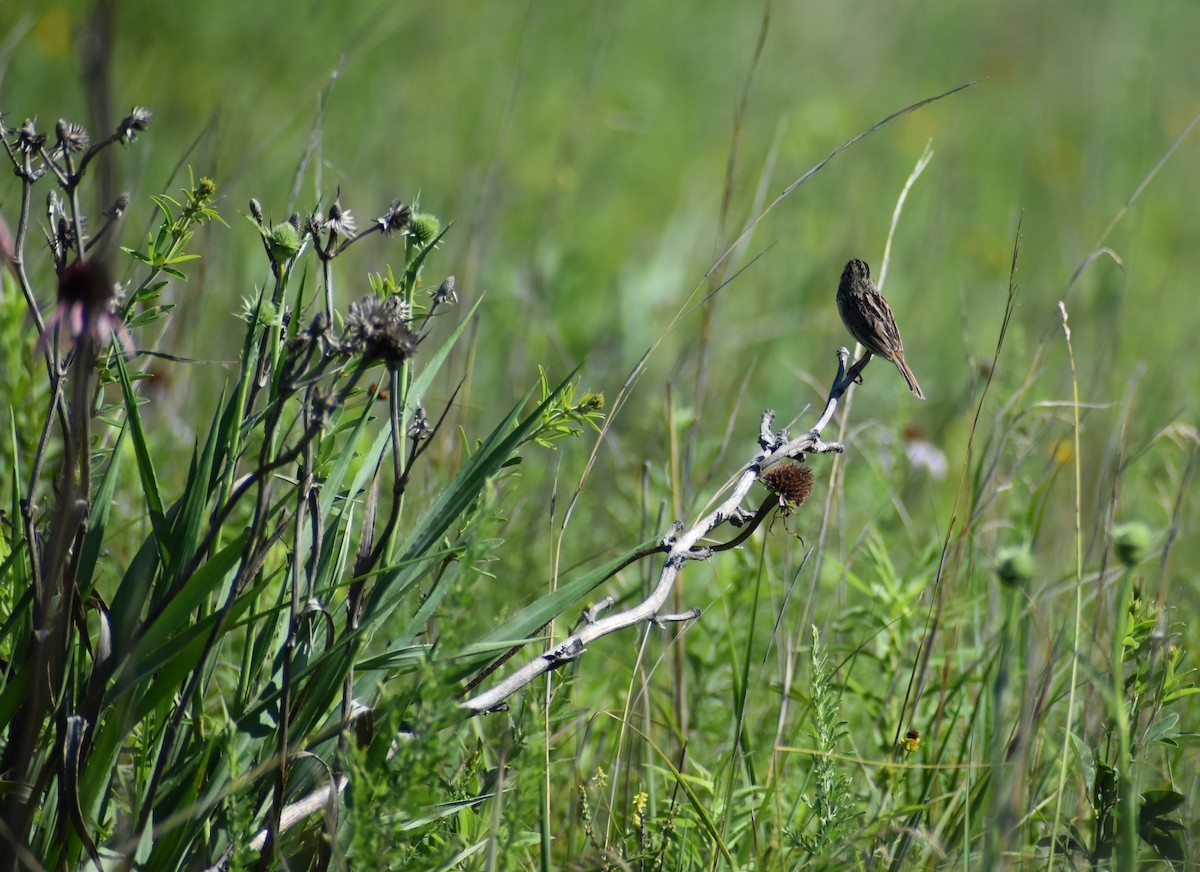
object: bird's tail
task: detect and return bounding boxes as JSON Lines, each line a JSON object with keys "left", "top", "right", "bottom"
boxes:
{"left": 895, "top": 358, "right": 925, "bottom": 399}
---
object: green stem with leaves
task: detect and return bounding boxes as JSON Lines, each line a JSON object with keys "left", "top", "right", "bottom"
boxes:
{"left": 1112, "top": 564, "right": 1137, "bottom": 868}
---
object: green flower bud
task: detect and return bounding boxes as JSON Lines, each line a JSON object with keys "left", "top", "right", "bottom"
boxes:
{"left": 1112, "top": 522, "right": 1152, "bottom": 568}
{"left": 409, "top": 213, "right": 441, "bottom": 246}
{"left": 267, "top": 222, "right": 301, "bottom": 262}
{"left": 196, "top": 177, "right": 217, "bottom": 203}
{"left": 995, "top": 545, "right": 1035, "bottom": 587}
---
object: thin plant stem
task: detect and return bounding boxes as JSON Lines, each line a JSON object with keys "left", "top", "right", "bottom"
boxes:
{"left": 1045, "top": 301, "right": 1084, "bottom": 871}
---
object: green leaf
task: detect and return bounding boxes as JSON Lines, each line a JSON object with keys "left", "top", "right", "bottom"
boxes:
{"left": 76, "top": 423, "right": 127, "bottom": 597}
{"left": 1144, "top": 711, "right": 1180, "bottom": 747}
{"left": 132, "top": 531, "right": 248, "bottom": 665}
{"left": 360, "top": 368, "right": 581, "bottom": 634}
{"left": 1139, "top": 789, "right": 1185, "bottom": 818}
{"left": 115, "top": 354, "right": 171, "bottom": 567}
{"left": 450, "top": 536, "right": 660, "bottom": 681}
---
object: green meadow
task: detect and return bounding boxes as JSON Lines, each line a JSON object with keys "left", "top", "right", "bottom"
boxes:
{"left": 1, "top": 1, "right": 1197, "bottom": 867}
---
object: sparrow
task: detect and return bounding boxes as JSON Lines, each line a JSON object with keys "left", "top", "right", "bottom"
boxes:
{"left": 835, "top": 258, "right": 924, "bottom": 398}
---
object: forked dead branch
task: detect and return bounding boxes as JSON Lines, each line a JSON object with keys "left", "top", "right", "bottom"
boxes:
{"left": 461, "top": 344, "right": 869, "bottom": 713}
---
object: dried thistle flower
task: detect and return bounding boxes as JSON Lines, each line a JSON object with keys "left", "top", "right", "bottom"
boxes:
{"left": 290, "top": 312, "right": 331, "bottom": 352}
{"left": 430, "top": 275, "right": 457, "bottom": 305}
{"left": 104, "top": 193, "right": 131, "bottom": 218}
{"left": 377, "top": 201, "right": 412, "bottom": 234}
{"left": 17, "top": 119, "right": 45, "bottom": 155}
{"left": 55, "top": 119, "right": 90, "bottom": 154}
{"left": 407, "top": 405, "right": 432, "bottom": 440}
{"left": 344, "top": 295, "right": 418, "bottom": 370}
{"left": 325, "top": 200, "right": 356, "bottom": 237}
{"left": 759, "top": 461, "right": 814, "bottom": 509}
{"left": 117, "top": 106, "right": 152, "bottom": 143}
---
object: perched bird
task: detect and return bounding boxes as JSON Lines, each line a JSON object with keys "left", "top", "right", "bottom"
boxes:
{"left": 836, "top": 258, "right": 924, "bottom": 399}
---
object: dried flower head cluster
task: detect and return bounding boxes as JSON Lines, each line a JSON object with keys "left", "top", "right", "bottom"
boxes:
{"left": 6, "top": 108, "right": 152, "bottom": 175}
{"left": 343, "top": 294, "right": 418, "bottom": 370}
{"left": 760, "top": 461, "right": 814, "bottom": 510}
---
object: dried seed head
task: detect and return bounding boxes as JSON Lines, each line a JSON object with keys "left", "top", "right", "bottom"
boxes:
{"left": 55, "top": 119, "right": 90, "bottom": 153}
{"left": 430, "top": 275, "right": 457, "bottom": 305}
{"left": 290, "top": 311, "right": 332, "bottom": 352}
{"left": 325, "top": 200, "right": 356, "bottom": 237}
{"left": 759, "top": 461, "right": 814, "bottom": 509}
{"left": 117, "top": 106, "right": 152, "bottom": 143}
{"left": 17, "top": 119, "right": 45, "bottom": 154}
{"left": 56, "top": 215, "right": 76, "bottom": 251}
{"left": 104, "top": 193, "right": 131, "bottom": 218}
{"left": 407, "top": 405, "right": 432, "bottom": 440}
{"left": 378, "top": 201, "right": 412, "bottom": 234}
{"left": 344, "top": 295, "right": 418, "bottom": 370}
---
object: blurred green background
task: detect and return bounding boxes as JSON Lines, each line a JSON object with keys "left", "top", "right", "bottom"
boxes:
{"left": 4, "top": 1, "right": 1200, "bottom": 864}
{"left": 3, "top": 0, "right": 1198, "bottom": 642}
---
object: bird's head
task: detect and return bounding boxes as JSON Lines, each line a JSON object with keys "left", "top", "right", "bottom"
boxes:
{"left": 843, "top": 258, "right": 871, "bottom": 282}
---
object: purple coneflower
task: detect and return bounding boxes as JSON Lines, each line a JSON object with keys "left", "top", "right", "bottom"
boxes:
{"left": 43, "top": 260, "right": 135, "bottom": 357}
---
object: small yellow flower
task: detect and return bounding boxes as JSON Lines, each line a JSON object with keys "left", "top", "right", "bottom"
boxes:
{"left": 633, "top": 791, "right": 648, "bottom": 818}
{"left": 901, "top": 728, "right": 921, "bottom": 754}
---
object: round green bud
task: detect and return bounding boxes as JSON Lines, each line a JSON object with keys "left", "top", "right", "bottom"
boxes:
{"left": 197, "top": 177, "right": 217, "bottom": 202}
{"left": 1112, "top": 522, "right": 1152, "bottom": 568}
{"left": 268, "top": 223, "right": 301, "bottom": 261}
{"left": 409, "top": 213, "right": 441, "bottom": 246}
{"left": 995, "top": 545, "right": 1035, "bottom": 587}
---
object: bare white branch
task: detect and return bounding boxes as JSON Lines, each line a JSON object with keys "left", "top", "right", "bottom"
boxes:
{"left": 462, "top": 345, "right": 858, "bottom": 714}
